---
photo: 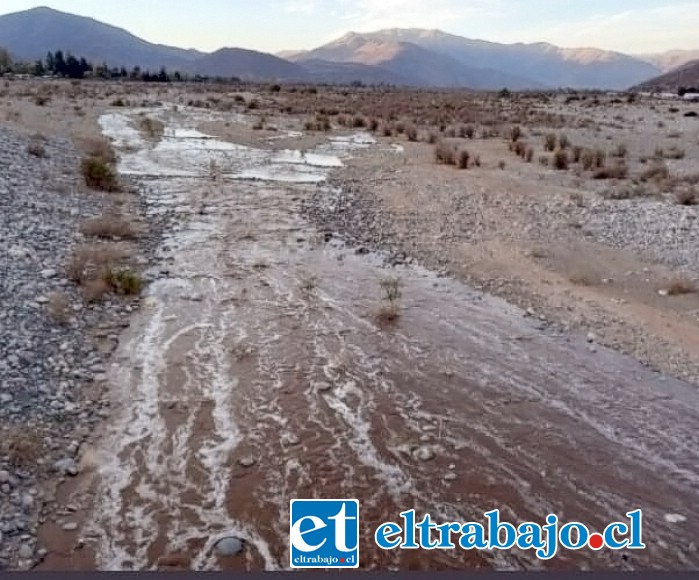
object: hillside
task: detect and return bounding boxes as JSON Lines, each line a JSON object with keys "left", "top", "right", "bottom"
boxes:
{"left": 634, "top": 59, "right": 699, "bottom": 92}
{"left": 292, "top": 29, "right": 662, "bottom": 90}
{"left": 0, "top": 6, "right": 202, "bottom": 71}
{"left": 192, "top": 48, "right": 308, "bottom": 81}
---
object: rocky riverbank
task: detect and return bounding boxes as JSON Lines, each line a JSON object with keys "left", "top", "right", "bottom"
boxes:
{"left": 0, "top": 124, "right": 170, "bottom": 570}
{"left": 301, "top": 153, "right": 699, "bottom": 387}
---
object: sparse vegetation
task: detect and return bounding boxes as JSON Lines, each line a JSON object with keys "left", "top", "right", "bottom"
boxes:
{"left": 103, "top": 267, "right": 145, "bottom": 295}
{"left": 139, "top": 116, "right": 165, "bottom": 139}
{"left": 457, "top": 148, "right": 470, "bottom": 169}
{"left": 81, "top": 155, "right": 120, "bottom": 192}
{"left": 553, "top": 150, "right": 569, "bottom": 170}
{"left": 377, "top": 276, "right": 403, "bottom": 323}
{"left": 80, "top": 213, "right": 139, "bottom": 239}
{"left": 434, "top": 141, "right": 456, "bottom": 166}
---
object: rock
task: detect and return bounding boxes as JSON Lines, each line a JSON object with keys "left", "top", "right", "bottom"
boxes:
{"left": 0, "top": 471, "right": 9, "bottom": 484}
{"left": 62, "top": 522, "right": 78, "bottom": 531}
{"left": 315, "top": 382, "right": 332, "bottom": 393}
{"left": 413, "top": 446, "right": 436, "bottom": 462}
{"left": 664, "top": 513, "right": 687, "bottom": 524}
{"left": 214, "top": 536, "right": 245, "bottom": 556}
{"left": 18, "top": 544, "right": 33, "bottom": 559}
{"left": 0, "top": 394, "right": 13, "bottom": 404}
{"left": 443, "top": 473, "right": 458, "bottom": 482}
{"left": 20, "top": 494, "right": 34, "bottom": 513}
{"left": 40, "top": 269, "right": 57, "bottom": 279}
{"left": 587, "top": 333, "right": 597, "bottom": 343}
{"left": 238, "top": 457, "right": 256, "bottom": 468}
{"left": 53, "top": 458, "right": 79, "bottom": 476}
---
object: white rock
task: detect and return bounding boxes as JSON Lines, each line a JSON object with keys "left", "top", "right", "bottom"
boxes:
{"left": 413, "top": 446, "right": 436, "bottom": 462}
{"left": 238, "top": 457, "right": 256, "bottom": 468}
{"left": 664, "top": 513, "right": 687, "bottom": 524}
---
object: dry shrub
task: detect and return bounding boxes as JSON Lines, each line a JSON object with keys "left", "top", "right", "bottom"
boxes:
{"left": 509, "top": 125, "right": 522, "bottom": 142}
{"left": 558, "top": 133, "right": 570, "bottom": 149}
{"left": 80, "top": 213, "right": 139, "bottom": 239}
{"left": 103, "top": 267, "right": 144, "bottom": 295}
{"left": 27, "top": 134, "right": 47, "bottom": 158}
{"left": 352, "top": 115, "right": 367, "bottom": 128}
{"left": 581, "top": 149, "right": 595, "bottom": 170}
{"left": 572, "top": 146, "right": 583, "bottom": 163}
{"left": 65, "top": 244, "right": 128, "bottom": 285}
{"left": 675, "top": 188, "right": 697, "bottom": 206}
{"left": 553, "top": 150, "right": 569, "bottom": 170}
{"left": 640, "top": 162, "right": 670, "bottom": 183}
{"left": 594, "top": 162, "right": 628, "bottom": 180}
{"left": 78, "top": 136, "right": 117, "bottom": 164}
{"left": 83, "top": 278, "right": 111, "bottom": 302}
{"left": 570, "top": 271, "right": 598, "bottom": 287}
{"left": 544, "top": 133, "right": 557, "bottom": 152}
{"left": 377, "top": 302, "right": 400, "bottom": 323}
{"left": 81, "top": 156, "right": 120, "bottom": 192}
{"left": 139, "top": 116, "right": 165, "bottom": 139}
{"left": 457, "top": 148, "right": 470, "bottom": 169}
{"left": 594, "top": 149, "right": 607, "bottom": 168}
{"left": 435, "top": 141, "right": 456, "bottom": 165}
{"left": 612, "top": 143, "right": 628, "bottom": 158}
{"left": 2, "top": 428, "right": 43, "bottom": 467}
{"left": 405, "top": 125, "right": 418, "bottom": 142}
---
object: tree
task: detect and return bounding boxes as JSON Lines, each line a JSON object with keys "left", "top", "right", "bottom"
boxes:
{"left": 53, "top": 50, "right": 66, "bottom": 75}
{"left": 0, "top": 48, "right": 12, "bottom": 73}
{"left": 33, "top": 59, "right": 45, "bottom": 76}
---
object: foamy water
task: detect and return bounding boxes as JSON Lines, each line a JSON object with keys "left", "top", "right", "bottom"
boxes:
{"left": 72, "top": 107, "right": 699, "bottom": 572}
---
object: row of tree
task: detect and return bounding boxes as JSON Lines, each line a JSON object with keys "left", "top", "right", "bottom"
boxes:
{"left": 0, "top": 48, "right": 239, "bottom": 83}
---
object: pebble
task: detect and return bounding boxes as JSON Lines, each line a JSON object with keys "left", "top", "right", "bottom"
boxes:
{"left": 62, "top": 522, "right": 79, "bottom": 531}
{"left": 18, "top": 544, "right": 33, "bottom": 559}
{"left": 413, "top": 446, "right": 436, "bottom": 462}
{"left": 664, "top": 513, "right": 687, "bottom": 524}
{"left": 214, "top": 536, "right": 244, "bottom": 556}
{"left": 238, "top": 457, "right": 257, "bottom": 468}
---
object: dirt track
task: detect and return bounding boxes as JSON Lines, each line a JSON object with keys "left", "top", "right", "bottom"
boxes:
{"left": 34, "top": 105, "right": 699, "bottom": 572}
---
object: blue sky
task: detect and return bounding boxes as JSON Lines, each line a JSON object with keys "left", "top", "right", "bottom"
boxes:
{"left": 1, "top": 0, "right": 698, "bottom": 54}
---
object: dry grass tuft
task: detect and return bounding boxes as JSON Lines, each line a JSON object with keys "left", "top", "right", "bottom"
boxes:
{"left": 80, "top": 212, "right": 139, "bottom": 240}
{"left": 434, "top": 141, "right": 456, "bottom": 166}
{"left": 2, "top": 428, "right": 43, "bottom": 467}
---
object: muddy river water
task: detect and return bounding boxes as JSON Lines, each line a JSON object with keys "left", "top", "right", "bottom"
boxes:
{"left": 39, "top": 106, "right": 699, "bottom": 571}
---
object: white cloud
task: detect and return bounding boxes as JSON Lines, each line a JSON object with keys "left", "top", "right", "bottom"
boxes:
{"left": 341, "top": 0, "right": 502, "bottom": 31}
{"left": 284, "top": 0, "right": 322, "bottom": 15}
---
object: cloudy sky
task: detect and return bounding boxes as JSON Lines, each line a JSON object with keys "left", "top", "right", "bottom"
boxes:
{"left": 2, "top": 0, "right": 698, "bottom": 54}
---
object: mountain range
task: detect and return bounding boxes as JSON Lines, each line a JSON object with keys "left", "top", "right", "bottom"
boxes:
{"left": 0, "top": 6, "right": 697, "bottom": 90}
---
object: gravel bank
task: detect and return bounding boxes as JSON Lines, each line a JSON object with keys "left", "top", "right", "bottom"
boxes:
{"left": 0, "top": 125, "right": 167, "bottom": 570}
